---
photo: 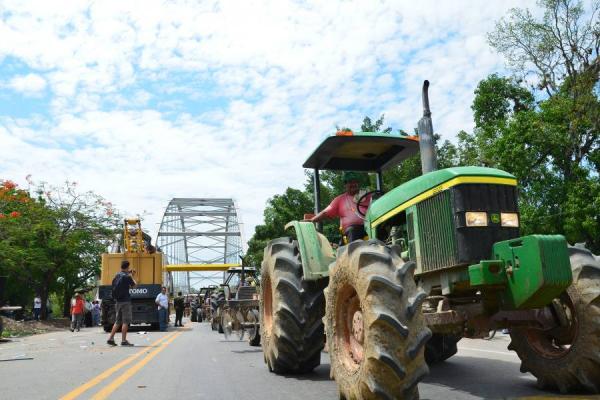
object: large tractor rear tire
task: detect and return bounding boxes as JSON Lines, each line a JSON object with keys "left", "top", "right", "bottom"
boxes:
{"left": 424, "top": 334, "right": 460, "bottom": 364}
{"left": 260, "top": 237, "right": 326, "bottom": 374}
{"left": 508, "top": 246, "right": 600, "bottom": 393}
{"left": 325, "top": 240, "right": 430, "bottom": 400}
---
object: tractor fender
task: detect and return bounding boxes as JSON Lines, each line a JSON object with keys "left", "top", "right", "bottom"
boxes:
{"left": 284, "top": 221, "right": 336, "bottom": 280}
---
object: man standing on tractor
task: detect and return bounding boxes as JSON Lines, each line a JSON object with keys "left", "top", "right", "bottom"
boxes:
{"left": 307, "top": 171, "right": 371, "bottom": 243}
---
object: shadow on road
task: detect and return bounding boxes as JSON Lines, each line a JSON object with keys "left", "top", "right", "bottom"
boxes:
{"left": 231, "top": 349, "right": 262, "bottom": 354}
{"left": 281, "top": 363, "right": 332, "bottom": 382}
{"left": 422, "top": 356, "right": 564, "bottom": 399}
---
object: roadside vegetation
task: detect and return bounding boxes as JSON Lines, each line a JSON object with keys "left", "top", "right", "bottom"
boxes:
{"left": 246, "top": 0, "right": 600, "bottom": 268}
{"left": 0, "top": 179, "right": 120, "bottom": 320}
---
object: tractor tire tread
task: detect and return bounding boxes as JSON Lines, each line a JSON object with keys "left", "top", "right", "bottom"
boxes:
{"left": 261, "top": 237, "right": 325, "bottom": 374}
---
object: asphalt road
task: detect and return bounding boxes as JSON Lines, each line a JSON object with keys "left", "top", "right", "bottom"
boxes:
{"left": 0, "top": 318, "right": 595, "bottom": 400}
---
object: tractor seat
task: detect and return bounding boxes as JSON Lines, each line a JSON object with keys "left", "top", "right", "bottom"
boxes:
{"left": 236, "top": 286, "right": 257, "bottom": 300}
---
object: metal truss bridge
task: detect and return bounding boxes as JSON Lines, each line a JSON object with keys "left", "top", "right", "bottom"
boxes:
{"left": 157, "top": 198, "right": 245, "bottom": 293}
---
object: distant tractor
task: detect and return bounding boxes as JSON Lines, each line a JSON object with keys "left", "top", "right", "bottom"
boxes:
{"left": 218, "top": 266, "right": 261, "bottom": 346}
{"left": 260, "top": 81, "right": 600, "bottom": 398}
{"left": 99, "top": 218, "right": 166, "bottom": 332}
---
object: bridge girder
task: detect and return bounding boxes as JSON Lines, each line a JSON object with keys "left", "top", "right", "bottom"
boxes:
{"left": 157, "top": 198, "right": 245, "bottom": 293}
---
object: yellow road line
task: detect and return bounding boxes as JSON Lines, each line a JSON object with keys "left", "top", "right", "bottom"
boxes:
{"left": 91, "top": 332, "right": 182, "bottom": 400}
{"left": 59, "top": 332, "right": 176, "bottom": 400}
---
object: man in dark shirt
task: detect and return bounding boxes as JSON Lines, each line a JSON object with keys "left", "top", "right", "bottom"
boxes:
{"left": 174, "top": 292, "right": 185, "bottom": 327}
{"left": 107, "top": 260, "right": 137, "bottom": 346}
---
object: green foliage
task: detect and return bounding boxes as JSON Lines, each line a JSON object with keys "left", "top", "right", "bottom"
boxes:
{"left": 360, "top": 114, "right": 392, "bottom": 133}
{"left": 472, "top": 0, "right": 600, "bottom": 251}
{"left": 245, "top": 188, "right": 313, "bottom": 269}
{"left": 0, "top": 179, "right": 120, "bottom": 318}
{"left": 488, "top": 0, "right": 599, "bottom": 96}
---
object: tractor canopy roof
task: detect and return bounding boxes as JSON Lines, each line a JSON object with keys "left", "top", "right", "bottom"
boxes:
{"left": 303, "top": 132, "right": 420, "bottom": 172}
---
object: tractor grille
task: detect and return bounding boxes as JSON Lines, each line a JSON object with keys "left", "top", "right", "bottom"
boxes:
{"left": 417, "top": 190, "right": 459, "bottom": 273}
{"left": 453, "top": 184, "right": 518, "bottom": 212}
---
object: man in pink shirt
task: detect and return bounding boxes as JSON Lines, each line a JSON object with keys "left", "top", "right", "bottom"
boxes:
{"left": 308, "top": 172, "right": 371, "bottom": 243}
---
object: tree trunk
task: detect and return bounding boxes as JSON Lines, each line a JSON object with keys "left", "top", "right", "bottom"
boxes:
{"left": 40, "top": 290, "right": 48, "bottom": 320}
{"left": 63, "top": 287, "right": 73, "bottom": 318}
{"left": 39, "top": 273, "right": 54, "bottom": 320}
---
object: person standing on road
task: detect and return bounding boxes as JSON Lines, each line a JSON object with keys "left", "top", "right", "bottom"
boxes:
{"left": 70, "top": 293, "right": 85, "bottom": 332}
{"left": 174, "top": 291, "right": 184, "bottom": 327}
{"left": 91, "top": 300, "right": 101, "bottom": 326}
{"left": 155, "top": 286, "right": 169, "bottom": 331}
{"left": 106, "top": 261, "right": 137, "bottom": 346}
{"left": 33, "top": 295, "right": 42, "bottom": 321}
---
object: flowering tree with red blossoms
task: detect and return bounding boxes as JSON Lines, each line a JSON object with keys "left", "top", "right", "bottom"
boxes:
{"left": 0, "top": 178, "right": 121, "bottom": 318}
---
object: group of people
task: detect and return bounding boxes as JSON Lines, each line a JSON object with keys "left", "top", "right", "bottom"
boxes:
{"left": 68, "top": 294, "right": 101, "bottom": 332}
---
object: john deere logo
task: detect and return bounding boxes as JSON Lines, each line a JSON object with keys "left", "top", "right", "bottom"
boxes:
{"left": 490, "top": 213, "right": 500, "bottom": 224}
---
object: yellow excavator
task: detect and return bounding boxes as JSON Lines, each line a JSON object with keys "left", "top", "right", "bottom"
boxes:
{"left": 99, "top": 218, "right": 166, "bottom": 331}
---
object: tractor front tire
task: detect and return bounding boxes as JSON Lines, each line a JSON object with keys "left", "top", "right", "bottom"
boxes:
{"left": 325, "top": 240, "right": 431, "bottom": 400}
{"left": 217, "top": 306, "right": 224, "bottom": 334}
{"left": 260, "top": 237, "right": 326, "bottom": 374}
{"left": 424, "top": 334, "right": 460, "bottom": 364}
{"left": 508, "top": 246, "right": 600, "bottom": 393}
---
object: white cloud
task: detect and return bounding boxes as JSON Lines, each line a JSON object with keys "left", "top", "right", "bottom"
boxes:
{"left": 0, "top": 0, "right": 538, "bottom": 248}
{"left": 6, "top": 73, "right": 47, "bottom": 96}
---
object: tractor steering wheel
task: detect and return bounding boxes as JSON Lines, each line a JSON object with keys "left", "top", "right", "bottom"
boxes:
{"left": 357, "top": 190, "right": 385, "bottom": 217}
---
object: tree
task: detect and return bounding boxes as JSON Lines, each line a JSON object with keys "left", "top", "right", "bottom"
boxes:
{"left": 245, "top": 188, "right": 313, "bottom": 269}
{"left": 479, "top": 0, "right": 600, "bottom": 251}
{"left": 360, "top": 115, "right": 393, "bottom": 133}
{"left": 488, "top": 0, "right": 599, "bottom": 97}
{"left": 0, "top": 179, "right": 120, "bottom": 318}
{"left": 36, "top": 181, "right": 120, "bottom": 317}
{"left": 463, "top": 72, "right": 600, "bottom": 251}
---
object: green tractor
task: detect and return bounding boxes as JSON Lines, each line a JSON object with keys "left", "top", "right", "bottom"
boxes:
{"left": 259, "top": 81, "right": 600, "bottom": 399}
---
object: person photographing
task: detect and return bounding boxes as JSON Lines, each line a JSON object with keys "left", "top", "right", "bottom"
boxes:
{"left": 106, "top": 260, "right": 137, "bottom": 346}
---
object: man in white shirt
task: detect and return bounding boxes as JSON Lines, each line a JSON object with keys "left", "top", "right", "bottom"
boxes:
{"left": 155, "top": 286, "right": 169, "bottom": 332}
{"left": 33, "top": 296, "right": 42, "bottom": 321}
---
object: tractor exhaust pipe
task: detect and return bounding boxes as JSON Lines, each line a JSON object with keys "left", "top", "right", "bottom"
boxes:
{"left": 417, "top": 80, "right": 438, "bottom": 174}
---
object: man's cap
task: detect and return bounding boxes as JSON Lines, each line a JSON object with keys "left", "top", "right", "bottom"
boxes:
{"left": 343, "top": 171, "right": 362, "bottom": 183}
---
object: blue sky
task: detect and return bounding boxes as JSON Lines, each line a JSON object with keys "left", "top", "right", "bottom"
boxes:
{"left": 0, "top": 0, "right": 535, "bottom": 244}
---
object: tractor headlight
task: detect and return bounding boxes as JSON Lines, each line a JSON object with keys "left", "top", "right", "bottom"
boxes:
{"left": 465, "top": 212, "right": 488, "bottom": 227}
{"left": 501, "top": 213, "right": 519, "bottom": 227}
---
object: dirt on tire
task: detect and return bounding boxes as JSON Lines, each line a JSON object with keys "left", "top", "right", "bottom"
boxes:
{"left": 508, "top": 246, "right": 600, "bottom": 393}
{"left": 325, "top": 239, "right": 431, "bottom": 400}
{"left": 260, "top": 237, "right": 327, "bottom": 374}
